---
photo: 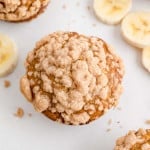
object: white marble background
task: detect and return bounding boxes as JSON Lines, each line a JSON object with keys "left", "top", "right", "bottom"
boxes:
{"left": 0, "top": 0, "right": 150, "bottom": 149}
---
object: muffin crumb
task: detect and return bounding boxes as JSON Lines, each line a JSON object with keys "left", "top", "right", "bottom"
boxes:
{"left": 145, "top": 120, "right": 150, "bottom": 125}
{"left": 14, "top": 107, "right": 24, "bottom": 118}
{"left": 4, "top": 80, "right": 11, "bottom": 88}
{"left": 28, "top": 113, "right": 32, "bottom": 117}
{"left": 106, "top": 128, "right": 111, "bottom": 132}
{"left": 108, "top": 119, "right": 112, "bottom": 125}
{"left": 87, "top": 6, "right": 90, "bottom": 11}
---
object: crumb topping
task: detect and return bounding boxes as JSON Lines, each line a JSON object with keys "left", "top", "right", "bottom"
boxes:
{"left": 21, "top": 31, "right": 124, "bottom": 125}
{"left": 115, "top": 129, "right": 150, "bottom": 150}
{"left": 0, "top": 0, "right": 49, "bottom": 21}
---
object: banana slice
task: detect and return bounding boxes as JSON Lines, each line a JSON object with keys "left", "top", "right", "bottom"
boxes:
{"left": 142, "top": 46, "right": 150, "bottom": 72}
{"left": 121, "top": 12, "right": 150, "bottom": 49}
{"left": 0, "top": 33, "right": 18, "bottom": 77}
{"left": 93, "top": 0, "right": 132, "bottom": 25}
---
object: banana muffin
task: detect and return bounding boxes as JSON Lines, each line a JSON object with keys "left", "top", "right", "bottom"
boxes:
{"left": 115, "top": 129, "right": 150, "bottom": 150}
{"left": 20, "top": 31, "right": 124, "bottom": 125}
{"left": 0, "top": 0, "right": 50, "bottom": 22}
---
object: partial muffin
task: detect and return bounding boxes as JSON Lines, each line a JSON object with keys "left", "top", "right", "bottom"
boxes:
{"left": 115, "top": 129, "right": 150, "bottom": 150}
{"left": 0, "top": 0, "right": 50, "bottom": 22}
{"left": 20, "top": 31, "right": 124, "bottom": 125}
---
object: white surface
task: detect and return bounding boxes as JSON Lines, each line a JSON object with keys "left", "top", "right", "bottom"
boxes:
{"left": 0, "top": 0, "right": 150, "bottom": 150}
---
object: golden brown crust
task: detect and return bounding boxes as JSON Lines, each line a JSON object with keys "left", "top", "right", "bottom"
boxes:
{"left": 20, "top": 31, "right": 124, "bottom": 125}
{"left": 0, "top": 0, "right": 50, "bottom": 22}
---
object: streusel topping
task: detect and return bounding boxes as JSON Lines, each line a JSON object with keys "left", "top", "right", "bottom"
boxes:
{"left": 115, "top": 129, "right": 150, "bottom": 150}
{"left": 0, "top": 0, "right": 49, "bottom": 21}
{"left": 21, "top": 31, "right": 124, "bottom": 125}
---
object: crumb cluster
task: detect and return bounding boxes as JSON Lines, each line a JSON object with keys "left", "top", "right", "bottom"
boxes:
{"left": 4, "top": 80, "right": 11, "bottom": 88}
{"left": 0, "top": 0, "right": 50, "bottom": 21}
{"left": 115, "top": 129, "right": 150, "bottom": 150}
{"left": 14, "top": 107, "right": 24, "bottom": 118}
{"left": 21, "top": 31, "right": 124, "bottom": 125}
{"left": 145, "top": 120, "right": 150, "bottom": 125}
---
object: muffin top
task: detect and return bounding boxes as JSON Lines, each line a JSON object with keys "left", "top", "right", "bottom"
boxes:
{"left": 21, "top": 31, "right": 124, "bottom": 125}
{"left": 0, "top": 0, "right": 49, "bottom": 22}
{"left": 115, "top": 129, "right": 150, "bottom": 150}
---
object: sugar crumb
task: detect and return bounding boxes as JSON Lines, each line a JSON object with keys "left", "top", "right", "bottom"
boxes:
{"left": 4, "top": 80, "right": 11, "bottom": 88}
{"left": 14, "top": 107, "right": 24, "bottom": 118}
{"left": 145, "top": 120, "right": 150, "bottom": 124}
{"left": 108, "top": 119, "right": 112, "bottom": 125}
